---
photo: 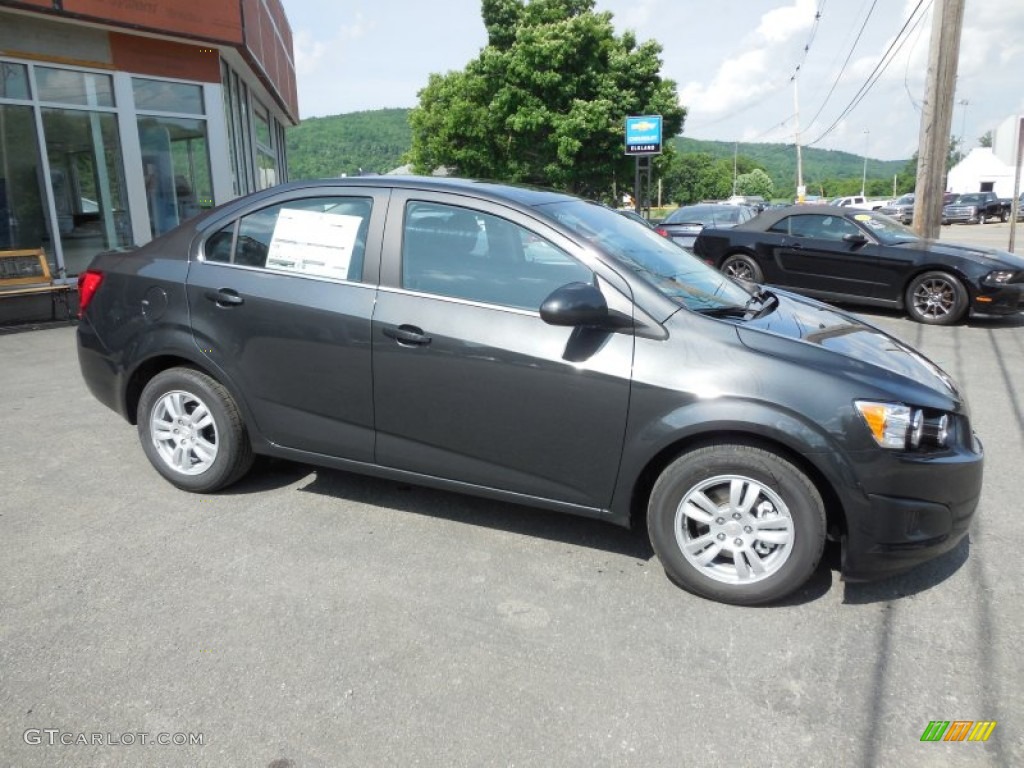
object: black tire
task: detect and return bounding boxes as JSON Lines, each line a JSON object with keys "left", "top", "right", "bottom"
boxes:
{"left": 720, "top": 253, "right": 764, "bottom": 283}
{"left": 904, "top": 271, "right": 968, "bottom": 325}
{"left": 647, "top": 444, "right": 826, "bottom": 606}
{"left": 137, "top": 367, "right": 254, "bottom": 492}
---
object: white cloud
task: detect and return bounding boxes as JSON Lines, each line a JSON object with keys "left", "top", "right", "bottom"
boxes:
{"left": 755, "top": 0, "right": 816, "bottom": 43}
{"left": 293, "top": 29, "right": 327, "bottom": 76}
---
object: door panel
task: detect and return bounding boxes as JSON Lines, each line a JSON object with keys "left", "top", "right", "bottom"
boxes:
{"left": 767, "top": 214, "right": 887, "bottom": 297}
{"left": 371, "top": 192, "right": 633, "bottom": 508}
{"left": 372, "top": 291, "right": 633, "bottom": 507}
{"left": 186, "top": 190, "right": 387, "bottom": 460}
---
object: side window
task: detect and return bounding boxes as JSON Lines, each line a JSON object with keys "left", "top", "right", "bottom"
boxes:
{"left": 401, "top": 201, "right": 592, "bottom": 310}
{"left": 767, "top": 216, "right": 792, "bottom": 235}
{"left": 814, "top": 216, "right": 861, "bottom": 241}
{"left": 203, "top": 196, "right": 372, "bottom": 281}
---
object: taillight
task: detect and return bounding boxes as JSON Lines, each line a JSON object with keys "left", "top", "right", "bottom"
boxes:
{"left": 654, "top": 227, "right": 669, "bottom": 237}
{"left": 77, "top": 270, "right": 103, "bottom": 318}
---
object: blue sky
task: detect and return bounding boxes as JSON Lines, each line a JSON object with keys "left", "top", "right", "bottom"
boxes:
{"left": 279, "top": 0, "right": 1024, "bottom": 161}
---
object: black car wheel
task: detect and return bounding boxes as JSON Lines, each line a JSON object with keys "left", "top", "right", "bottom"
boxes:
{"left": 647, "top": 444, "right": 826, "bottom": 606}
{"left": 137, "top": 367, "right": 254, "bottom": 492}
{"left": 721, "top": 253, "right": 763, "bottom": 283}
{"left": 905, "top": 271, "right": 968, "bottom": 325}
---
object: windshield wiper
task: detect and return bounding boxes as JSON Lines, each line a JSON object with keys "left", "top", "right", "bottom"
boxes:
{"left": 693, "top": 304, "right": 749, "bottom": 318}
{"left": 695, "top": 288, "right": 778, "bottom": 321}
{"left": 745, "top": 288, "right": 778, "bottom": 319}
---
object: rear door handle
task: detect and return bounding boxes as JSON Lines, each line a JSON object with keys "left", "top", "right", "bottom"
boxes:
{"left": 383, "top": 324, "right": 432, "bottom": 346}
{"left": 205, "top": 288, "right": 244, "bottom": 307}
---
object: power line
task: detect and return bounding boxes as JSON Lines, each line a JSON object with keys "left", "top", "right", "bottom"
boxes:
{"left": 686, "top": 0, "right": 825, "bottom": 138}
{"left": 806, "top": 0, "right": 932, "bottom": 147}
{"left": 803, "top": 0, "right": 877, "bottom": 131}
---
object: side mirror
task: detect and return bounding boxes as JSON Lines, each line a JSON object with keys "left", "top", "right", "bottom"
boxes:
{"left": 540, "top": 282, "right": 611, "bottom": 327}
{"left": 843, "top": 232, "right": 868, "bottom": 246}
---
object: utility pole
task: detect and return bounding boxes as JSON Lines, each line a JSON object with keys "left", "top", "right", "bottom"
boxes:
{"left": 861, "top": 129, "right": 870, "bottom": 197}
{"left": 912, "top": 0, "right": 965, "bottom": 239}
{"left": 732, "top": 142, "right": 738, "bottom": 196}
{"left": 793, "top": 70, "right": 804, "bottom": 202}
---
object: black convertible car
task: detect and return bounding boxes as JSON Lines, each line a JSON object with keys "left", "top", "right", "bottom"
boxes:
{"left": 693, "top": 205, "right": 1024, "bottom": 324}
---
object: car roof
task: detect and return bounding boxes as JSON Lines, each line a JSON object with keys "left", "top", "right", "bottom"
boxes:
{"left": 266, "top": 175, "right": 578, "bottom": 208}
{"left": 734, "top": 204, "right": 859, "bottom": 230}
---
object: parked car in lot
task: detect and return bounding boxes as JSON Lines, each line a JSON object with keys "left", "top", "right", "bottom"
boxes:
{"left": 942, "top": 191, "right": 1011, "bottom": 224}
{"left": 877, "top": 193, "right": 915, "bottom": 224}
{"left": 828, "top": 195, "right": 884, "bottom": 210}
{"left": 615, "top": 208, "right": 655, "bottom": 228}
{"left": 654, "top": 203, "right": 756, "bottom": 248}
{"left": 693, "top": 204, "right": 1024, "bottom": 324}
{"left": 77, "top": 177, "right": 984, "bottom": 605}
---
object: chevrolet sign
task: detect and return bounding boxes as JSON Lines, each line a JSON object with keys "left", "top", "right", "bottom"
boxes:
{"left": 625, "top": 115, "right": 663, "bottom": 155}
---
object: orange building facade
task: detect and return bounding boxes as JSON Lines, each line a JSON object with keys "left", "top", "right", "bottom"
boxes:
{"left": 0, "top": 0, "right": 298, "bottom": 320}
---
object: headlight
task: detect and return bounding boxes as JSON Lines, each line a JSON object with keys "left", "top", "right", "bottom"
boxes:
{"left": 855, "top": 401, "right": 951, "bottom": 450}
{"left": 984, "top": 270, "right": 1016, "bottom": 285}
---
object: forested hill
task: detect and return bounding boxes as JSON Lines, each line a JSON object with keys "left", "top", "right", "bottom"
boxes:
{"left": 286, "top": 109, "right": 413, "bottom": 180}
{"left": 672, "top": 137, "right": 907, "bottom": 194}
{"left": 285, "top": 107, "right": 908, "bottom": 190}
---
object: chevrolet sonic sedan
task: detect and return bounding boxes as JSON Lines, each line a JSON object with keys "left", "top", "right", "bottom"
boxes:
{"left": 693, "top": 205, "right": 1024, "bottom": 325}
{"left": 77, "top": 177, "right": 983, "bottom": 605}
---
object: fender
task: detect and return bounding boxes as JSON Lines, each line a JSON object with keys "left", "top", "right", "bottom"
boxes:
{"left": 609, "top": 396, "right": 865, "bottom": 524}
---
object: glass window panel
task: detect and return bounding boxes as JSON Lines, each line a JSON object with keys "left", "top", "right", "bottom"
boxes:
{"left": 0, "top": 105, "right": 55, "bottom": 275}
{"left": 211, "top": 196, "right": 371, "bottom": 282}
{"left": 41, "top": 108, "right": 130, "bottom": 276}
{"left": 257, "top": 149, "right": 277, "bottom": 190}
{"left": 132, "top": 77, "right": 204, "bottom": 115}
{"left": 402, "top": 202, "right": 592, "bottom": 310}
{"left": 137, "top": 116, "right": 214, "bottom": 237}
{"left": 1, "top": 62, "right": 30, "bottom": 99}
{"left": 36, "top": 67, "right": 114, "bottom": 107}
{"left": 254, "top": 103, "right": 271, "bottom": 148}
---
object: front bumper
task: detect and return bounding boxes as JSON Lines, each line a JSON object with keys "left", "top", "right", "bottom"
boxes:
{"left": 943, "top": 207, "right": 980, "bottom": 224}
{"left": 972, "top": 281, "right": 1024, "bottom": 315}
{"left": 838, "top": 431, "right": 983, "bottom": 581}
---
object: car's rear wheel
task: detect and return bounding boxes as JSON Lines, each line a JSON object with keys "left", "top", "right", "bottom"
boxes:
{"left": 905, "top": 271, "right": 968, "bottom": 325}
{"left": 721, "top": 253, "right": 763, "bottom": 283}
{"left": 647, "top": 444, "right": 826, "bottom": 605}
{"left": 138, "top": 367, "right": 254, "bottom": 492}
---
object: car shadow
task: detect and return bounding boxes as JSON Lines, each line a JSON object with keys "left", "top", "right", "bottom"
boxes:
{"left": 841, "top": 536, "right": 970, "bottom": 604}
{"left": 284, "top": 463, "right": 658, "bottom": 561}
{"left": 845, "top": 305, "right": 1024, "bottom": 329}
{"left": 220, "top": 460, "right": 970, "bottom": 607}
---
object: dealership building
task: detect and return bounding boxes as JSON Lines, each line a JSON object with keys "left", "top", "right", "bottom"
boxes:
{"left": 0, "top": 0, "right": 298, "bottom": 322}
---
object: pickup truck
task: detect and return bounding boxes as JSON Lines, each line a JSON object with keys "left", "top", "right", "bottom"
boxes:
{"left": 942, "top": 192, "right": 1011, "bottom": 224}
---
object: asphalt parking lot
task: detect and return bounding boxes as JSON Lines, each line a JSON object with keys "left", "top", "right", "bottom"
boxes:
{"left": 2, "top": 275, "right": 1022, "bottom": 766}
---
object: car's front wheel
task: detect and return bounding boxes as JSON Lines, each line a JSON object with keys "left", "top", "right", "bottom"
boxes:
{"left": 137, "top": 367, "right": 254, "bottom": 492}
{"left": 905, "top": 271, "right": 968, "bottom": 325}
{"left": 720, "top": 253, "right": 764, "bottom": 283}
{"left": 647, "top": 444, "right": 826, "bottom": 605}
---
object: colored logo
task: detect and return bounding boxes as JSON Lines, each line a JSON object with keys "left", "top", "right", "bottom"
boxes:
{"left": 920, "top": 720, "right": 996, "bottom": 742}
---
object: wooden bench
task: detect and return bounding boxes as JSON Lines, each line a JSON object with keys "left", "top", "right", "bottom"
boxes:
{"left": 0, "top": 248, "right": 72, "bottom": 321}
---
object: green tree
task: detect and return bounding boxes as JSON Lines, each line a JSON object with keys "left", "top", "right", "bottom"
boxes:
{"left": 660, "top": 152, "right": 731, "bottom": 204}
{"left": 979, "top": 130, "right": 993, "bottom": 148}
{"left": 735, "top": 168, "right": 773, "bottom": 198}
{"left": 407, "top": 0, "right": 684, "bottom": 199}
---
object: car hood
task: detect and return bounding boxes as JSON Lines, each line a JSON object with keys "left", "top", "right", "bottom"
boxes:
{"left": 734, "top": 290, "right": 964, "bottom": 408}
{"left": 892, "top": 239, "right": 1024, "bottom": 269}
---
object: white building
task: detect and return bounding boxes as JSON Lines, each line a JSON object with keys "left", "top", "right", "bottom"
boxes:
{"left": 945, "top": 148, "right": 1016, "bottom": 197}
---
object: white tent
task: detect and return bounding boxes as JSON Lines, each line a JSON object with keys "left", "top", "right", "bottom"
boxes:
{"left": 946, "top": 148, "right": 1017, "bottom": 197}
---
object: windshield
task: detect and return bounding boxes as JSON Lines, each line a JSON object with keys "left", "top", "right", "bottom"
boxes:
{"left": 666, "top": 205, "right": 746, "bottom": 226}
{"left": 957, "top": 194, "right": 985, "bottom": 204}
{"left": 854, "top": 211, "right": 920, "bottom": 244}
{"left": 538, "top": 200, "right": 754, "bottom": 312}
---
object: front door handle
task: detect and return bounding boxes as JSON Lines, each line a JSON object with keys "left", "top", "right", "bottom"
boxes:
{"left": 205, "top": 288, "right": 244, "bottom": 307}
{"left": 383, "top": 324, "right": 432, "bottom": 346}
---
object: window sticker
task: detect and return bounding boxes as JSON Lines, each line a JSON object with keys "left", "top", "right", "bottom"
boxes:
{"left": 266, "top": 208, "right": 362, "bottom": 278}
{"left": 854, "top": 214, "right": 871, "bottom": 221}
